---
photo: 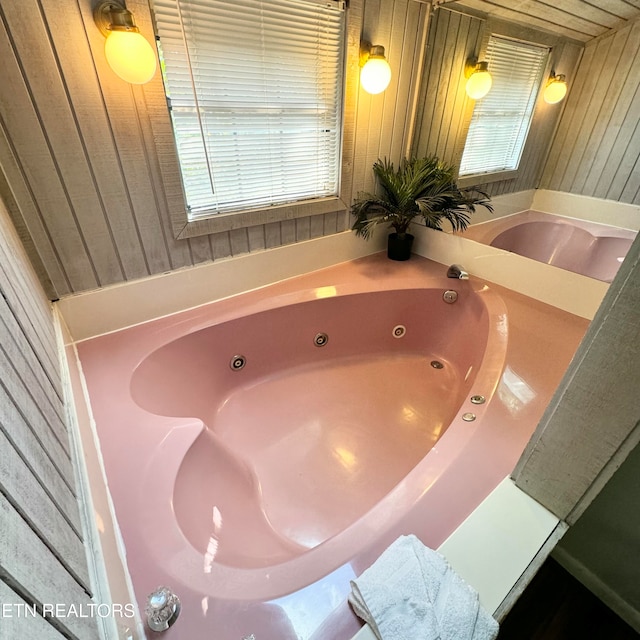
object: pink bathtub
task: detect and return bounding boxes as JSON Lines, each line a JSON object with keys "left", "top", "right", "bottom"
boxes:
{"left": 462, "top": 210, "right": 637, "bottom": 282}
{"left": 77, "top": 254, "right": 587, "bottom": 639}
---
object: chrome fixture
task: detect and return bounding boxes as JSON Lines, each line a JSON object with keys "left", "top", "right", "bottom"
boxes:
{"left": 392, "top": 325, "right": 406, "bottom": 338}
{"left": 314, "top": 332, "right": 329, "bottom": 347}
{"left": 443, "top": 289, "right": 458, "bottom": 304}
{"left": 462, "top": 412, "right": 476, "bottom": 422}
{"left": 447, "top": 264, "right": 469, "bottom": 280}
{"left": 145, "top": 586, "right": 181, "bottom": 632}
{"left": 230, "top": 355, "right": 246, "bottom": 370}
{"left": 470, "top": 395, "right": 486, "bottom": 405}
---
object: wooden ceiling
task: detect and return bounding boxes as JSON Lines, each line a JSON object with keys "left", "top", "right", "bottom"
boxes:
{"left": 445, "top": 0, "right": 640, "bottom": 42}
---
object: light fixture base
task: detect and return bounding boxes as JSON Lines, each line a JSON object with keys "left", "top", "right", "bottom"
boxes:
{"left": 359, "top": 41, "right": 372, "bottom": 67}
{"left": 465, "top": 57, "right": 488, "bottom": 79}
{"left": 94, "top": 1, "right": 138, "bottom": 36}
{"left": 464, "top": 56, "right": 477, "bottom": 79}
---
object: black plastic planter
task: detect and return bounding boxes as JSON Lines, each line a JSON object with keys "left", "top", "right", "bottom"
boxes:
{"left": 387, "top": 232, "right": 414, "bottom": 261}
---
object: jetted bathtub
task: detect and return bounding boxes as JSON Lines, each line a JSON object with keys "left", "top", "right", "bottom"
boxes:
{"left": 77, "top": 254, "right": 587, "bottom": 640}
{"left": 461, "top": 210, "right": 637, "bottom": 282}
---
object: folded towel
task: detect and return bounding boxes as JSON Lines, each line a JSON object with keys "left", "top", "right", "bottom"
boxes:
{"left": 348, "top": 535, "right": 499, "bottom": 640}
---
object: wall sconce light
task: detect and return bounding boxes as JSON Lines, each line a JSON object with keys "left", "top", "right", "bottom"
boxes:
{"left": 543, "top": 73, "right": 567, "bottom": 104}
{"left": 465, "top": 58, "right": 492, "bottom": 100}
{"left": 93, "top": 1, "right": 157, "bottom": 84}
{"left": 360, "top": 44, "right": 392, "bottom": 95}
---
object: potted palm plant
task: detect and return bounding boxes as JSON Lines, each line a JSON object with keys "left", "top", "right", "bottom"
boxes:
{"left": 351, "top": 156, "right": 493, "bottom": 260}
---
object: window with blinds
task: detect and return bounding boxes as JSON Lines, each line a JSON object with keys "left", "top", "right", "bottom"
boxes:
{"left": 152, "top": 0, "right": 346, "bottom": 220}
{"left": 459, "top": 36, "right": 549, "bottom": 179}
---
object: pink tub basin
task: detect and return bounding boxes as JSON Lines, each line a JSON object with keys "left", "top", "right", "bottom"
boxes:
{"left": 130, "top": 287, "right": 500, "bottom": 574}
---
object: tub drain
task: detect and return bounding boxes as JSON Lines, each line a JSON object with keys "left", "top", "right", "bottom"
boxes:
{"left": 314, "top": 333, "right": 329, "bottom": 347}
{"left": 230, "top": 355, "right": 246, "bottom": 371}
{"left": 430, "top": 360, "right": 444, "bottom": 369}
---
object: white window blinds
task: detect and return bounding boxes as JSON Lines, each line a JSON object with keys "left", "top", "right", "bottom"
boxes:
{"left": 152, "top": 0, "right": 346, "bottom": 219}
{"left": 459, "top": 36, "right": 548, "bottom": 178}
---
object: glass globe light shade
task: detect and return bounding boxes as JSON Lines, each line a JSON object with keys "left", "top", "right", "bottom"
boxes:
{"left": 465, "top": 69, "right": 492, "bottom": 100}
{"left": 543, "top": 77, "right": 567, "bottom": 104}
{"left": 104, "top": 29, "right": 157, "bottom": 84}
{"left": 360, "top": 56, "right": 392, "bottom": 94}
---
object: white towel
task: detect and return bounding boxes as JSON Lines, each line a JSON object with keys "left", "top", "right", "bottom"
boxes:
{"left": 348, "top": 535, "right": 499, "bottom": 640}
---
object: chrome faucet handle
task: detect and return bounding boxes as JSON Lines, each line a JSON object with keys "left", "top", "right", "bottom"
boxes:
{"left": 447, "top": 264, "right": 469, "bottom": 280}
{"left": 145, "top": 586, "right": 181, "bottom": 632}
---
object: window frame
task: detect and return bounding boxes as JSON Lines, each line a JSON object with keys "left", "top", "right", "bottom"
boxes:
{"left": 455, "top": 20, "right": 561, "bottom": 189}
{"left": 146, "top": 0, "right": 358, "bottom": 241}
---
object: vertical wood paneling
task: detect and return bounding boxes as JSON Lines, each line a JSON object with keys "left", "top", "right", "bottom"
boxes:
{"left": 309, "top": 214, "right": 325, "bottom": 238}
{"left": 0, "top": 132, "right": 66, "bottom": 299}
{"left": 375, "top": 1, "right": 404, "bottom": 160}
{"left": 544, "top": 38, "right": 615, "bottom": 190}
{"left": 2, "top": 0, "right": 127, "bottom": 286}
{"left": 563, "top": 28, "right": 638, "bottom": 193}
{"left": 541, "top": 20, "right": 640, "bottom": 206}
{"left": 0, "top": 198, "right": 99, "bottom": 637}
{"left": 0, "top": 12, "right": 97, "bottom": 294}
{"left": 413, "top": 8, "right": 454, "bottom": 157}
{"left": 280, "top": 219, "right": 297, "bottom": 245}
{"left": 211, "top": 231, "right": 232, "bottom": 259}
{"left": 390, "top": 0, "right": 427, "bottom": 160}
{"left": 349, "top": 0, "right": 427, "bottom": 202}
{"left": 412, "top": 9, "right": 485, "bottom": 165}
{"left": 247, "top": 224, "right": 267, "bottom": 251}
{"left": 365, "top": 0, "right": 391, "bottom": 182}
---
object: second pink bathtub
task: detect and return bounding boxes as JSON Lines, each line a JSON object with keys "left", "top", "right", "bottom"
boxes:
{"left": 462, "top": 210, "right": 637, "bottom": 282}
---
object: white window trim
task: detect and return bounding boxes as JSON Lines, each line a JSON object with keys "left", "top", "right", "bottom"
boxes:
{"left": 144, "top": 0, "right": 359, "bottom": 241}
{"left": 458, "top": 169, "right": 518, "bottom": 188}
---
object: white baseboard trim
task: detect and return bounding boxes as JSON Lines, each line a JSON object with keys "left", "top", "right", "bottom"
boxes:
{"left": 57, "top": 230, "right": 386, "bottom": 342}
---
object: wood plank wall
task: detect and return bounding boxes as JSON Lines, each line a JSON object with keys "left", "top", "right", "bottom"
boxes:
{"left": 0, "top": 197, "right": 99, "bottom": 638}
{"left": 541, "top": 19, "right": 640, "bottom": 206}
{"left": 0, "top": 0, "right": 428, "bottom": 299}
{"left": 411, "top": 7, "right": 584, "bottom": 197}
